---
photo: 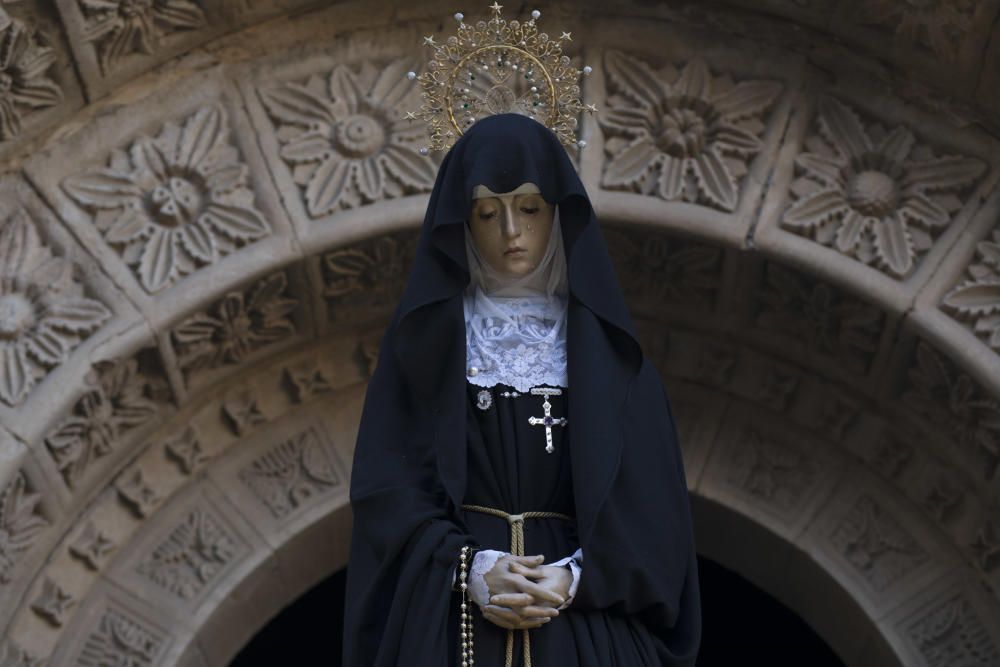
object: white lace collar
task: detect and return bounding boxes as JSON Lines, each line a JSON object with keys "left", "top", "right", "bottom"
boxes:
{"left": 463, "top": 289, "right": 568, "bottom": 392}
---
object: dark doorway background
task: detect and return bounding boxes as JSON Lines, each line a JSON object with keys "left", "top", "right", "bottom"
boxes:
{"left": 229, "top": 556, "right": 845, "bottom": 665}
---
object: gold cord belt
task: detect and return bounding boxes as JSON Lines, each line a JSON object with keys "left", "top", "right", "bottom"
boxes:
{"left": 460, "top": 503, "right": 574, "bottom": 667}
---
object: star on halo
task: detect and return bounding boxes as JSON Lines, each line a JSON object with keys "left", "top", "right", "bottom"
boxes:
{"left": 560, "top": 31, "right": 572, "bottom": 41}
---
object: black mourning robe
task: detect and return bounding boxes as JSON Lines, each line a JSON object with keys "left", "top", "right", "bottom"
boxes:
{"left": 460, "top": 380, "right": 665, "bottom": 665}
{"left": 343, "top": 114, "right": 701, "bottom": 667}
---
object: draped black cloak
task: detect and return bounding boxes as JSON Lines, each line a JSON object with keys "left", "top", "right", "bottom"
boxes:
{"left": 342, "top": 113, "right": 701, "bottom": 666}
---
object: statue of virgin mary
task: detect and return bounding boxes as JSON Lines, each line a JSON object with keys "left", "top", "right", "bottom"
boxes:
{"left": 341, "top": 112, "right": 701, "bottom": 666}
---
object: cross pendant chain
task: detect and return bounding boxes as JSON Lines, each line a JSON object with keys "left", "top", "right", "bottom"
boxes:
{"left": 527, "top": 387, "right": 567, "bottom": 454}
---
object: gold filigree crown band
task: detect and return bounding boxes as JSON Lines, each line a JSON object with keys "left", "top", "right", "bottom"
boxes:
{"left": 404, "top": 3, "right": 596, "bottom": 154}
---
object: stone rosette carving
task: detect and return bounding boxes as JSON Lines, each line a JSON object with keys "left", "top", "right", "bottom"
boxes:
{"left": 850, "top": 0, "right": 976, "bottom": 63}
{"left": 171, "top": 272, "right": 298, "bottom": 377}
{"left": 77, "top": 0, "right": 206, "bottom": 76}
{"left": 259, "top": 57, "right": 436, "bottom": 217}
{"left": 829, "top": 495, "right": 928, "bottom": 592}
{"left": 754, "top": 263, "right": 883, "bottom": 375}
{"left": 62, "top": 105, "right": 271, "bottom": 293}
{"left": 0, "top": 12, "right": 62, "bottom": 142}
{"left": 942, "top": 226, "right": 1000, "bottom": 351}
{"left": 0, "top": 209, "right": 111, "bottom": 406}
{"left": 0, "top": 470, "right": 49, "bottom": 585}
{"left": 239, "top": 427, "right": 340, "bottom": 519}
{"left": 780, "top": 96, "right": 985, "bottom": 278}
{"left": 599, "top": 49, "right": 782, "bottom": 213}
{"left": 45, "top": 357, "right": 162, "bottom": 490}
{"left": 137, "top": 507, "right": 238, "bottom": 600}
{"left": 903, "top": 341, "right": 1000, "bottom": 481}
{"left": 906, "top": 595, "right": 1000, "bottom": 666}
{"left": 727, "top": 428, "right": 819, "bottom": 512}
{"left": 322, "top": 233, "right": 416, "bottom": 319}
{"left": 605, "top": 228, "right": 722, "bottom": 309}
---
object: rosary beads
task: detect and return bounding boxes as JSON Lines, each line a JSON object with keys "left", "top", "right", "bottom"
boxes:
{"left": 459, "top": 545, "right": 475, "bottom": 665}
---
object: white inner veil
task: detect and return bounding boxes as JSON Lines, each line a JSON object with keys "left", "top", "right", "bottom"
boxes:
{"left": 463, "top": 203, "right": 569, "bottom": 391}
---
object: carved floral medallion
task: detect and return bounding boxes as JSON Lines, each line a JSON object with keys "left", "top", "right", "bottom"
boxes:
{"left": 851, "top": 0, "right": 978, "bottom": 62}
{"left": 63, "top": 105, "right": 271, "bottom": 293}
{"left": 943, "top": 226, "right": 1000, "bottom": 351}
{"left": 77, "top": 0, "right": 206, "bottom": 76}
{"left": 0, "top": 15, "right": 62, "bottom": 142}
{"left": 600, "top": 49, "right": 782, "bottom": 212}
{"left": 0, "top": 210, "right": 110, "bottom": 406}
{"left": 259, "top": 57, "right": 436, "bottom": 217}
{"left": 781, "top": 96, "right": 985, "bottom": 278}
{"left": 45, "top": 357, "right": 162, "bottom": 489}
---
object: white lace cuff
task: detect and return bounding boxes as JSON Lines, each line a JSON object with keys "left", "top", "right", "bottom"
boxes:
{"left": 468, "top": 549, "right": 506, "bottom": 607}
{"left": 549, "top": 547, "right": 583, "bottom": 610}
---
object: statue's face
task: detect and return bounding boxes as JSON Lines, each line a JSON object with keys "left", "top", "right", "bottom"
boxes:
{"left": 468, "top": 183, "right": 555, "bottom": 278}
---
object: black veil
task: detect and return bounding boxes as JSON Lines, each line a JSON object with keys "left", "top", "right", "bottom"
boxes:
{"left": 343, "top": 113, "right": 701, "bottom": 666}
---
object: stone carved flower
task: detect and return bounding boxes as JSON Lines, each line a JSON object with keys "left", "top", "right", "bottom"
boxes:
{"left": 852, "top": 0, "right": 976, "bottom": 62}
{"left": 782, "top": 96, "right": 985, "bottom": 278}
{"left": 755, "top": 263, "right": 883, "bottom": 374}
{"left": 904, "top": 341, "right": 1000, "bottom": 481}
{"left": 0, "top": 471, "right": 49, "bottom": 584}
{"left": 62, "top": 105, "right": 271, "bottom": 293}
{"left": 0, "top": 210, "right": 111, "bottom": 406}
{"left": 171, "top": 272, "right": 298, "bottom": 375}
{"left": 45, "top": 357, "right": 160, "bottom": 489}
{"left": 137, "top": 507, "right": 236, "bottom": 599}
{"left": 600, "top": 50, "right": 782, "bottom": 212}
{"left": 730, "top": 429, "right": 817, "bottom": 508}
{"left": 78, "top": 0, "right": 206, "bottom": 75}
{"left": 943, "top": 228, "right": 1000, "bottom": 350}
{"left": 605, "top": 229, "right": 721, "bottom": 308}
{"left": 322, "top": 233, "right": 416, "bottom": 318}
{"left": 259, "top": 57, "right": 436, "bottom": 217}
{"left": 0, "top": 16, "right": 62, "bottom": 141}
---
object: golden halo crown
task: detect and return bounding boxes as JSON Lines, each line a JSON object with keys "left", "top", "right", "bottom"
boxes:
{"left": 405, "top": 3, "right": 596, "bottom": 154}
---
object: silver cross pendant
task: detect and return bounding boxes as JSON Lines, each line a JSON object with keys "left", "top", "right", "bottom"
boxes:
{"left": 527, "top": 387, "right": 567, "bottom": 454}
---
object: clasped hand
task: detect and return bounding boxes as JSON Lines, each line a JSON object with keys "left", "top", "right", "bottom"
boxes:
{"left": 480, "top": 554, "right": 573, "bottom": 630}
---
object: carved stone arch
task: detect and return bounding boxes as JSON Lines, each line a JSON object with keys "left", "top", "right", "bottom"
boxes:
{"left": 1, "top": 1, "right": 999, "bottom": 666}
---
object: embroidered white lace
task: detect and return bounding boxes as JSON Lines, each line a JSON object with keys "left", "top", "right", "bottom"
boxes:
{"left": 464, "top": 294, "right": 568, "bottom": 392}
{"left": 469, "top": 549, "right": 505, "bottom": 607}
